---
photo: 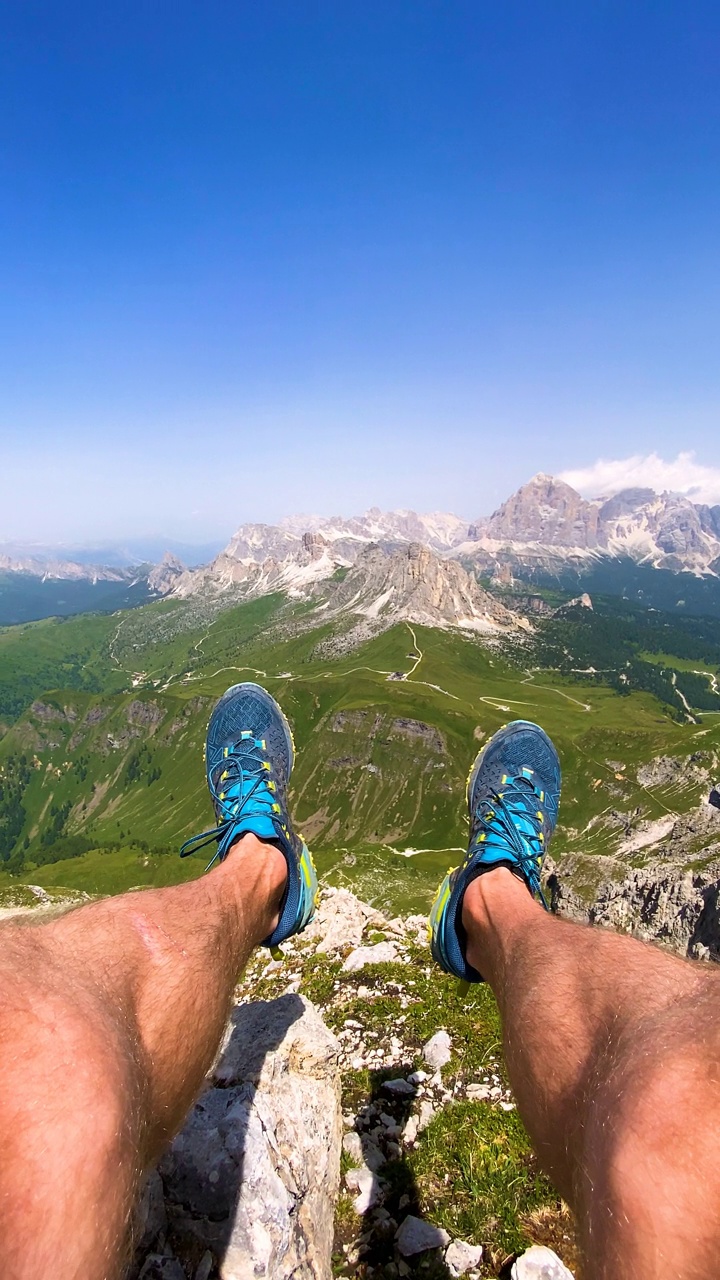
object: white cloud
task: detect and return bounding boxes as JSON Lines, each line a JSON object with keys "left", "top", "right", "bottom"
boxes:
{"left": 559, "top": 452, "right": 720, "bottom": 506}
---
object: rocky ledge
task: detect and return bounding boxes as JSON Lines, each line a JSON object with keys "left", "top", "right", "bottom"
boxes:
{"left": 128, "top": 888, "right": 578, "bottom": 1279}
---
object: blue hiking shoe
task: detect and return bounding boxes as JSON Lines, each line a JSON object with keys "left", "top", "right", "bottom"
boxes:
{"left": 430, "top": 721, "right": 561, "bottom": 982}
{"left": 180, "top": 682, "right": 318, "bottom": 948}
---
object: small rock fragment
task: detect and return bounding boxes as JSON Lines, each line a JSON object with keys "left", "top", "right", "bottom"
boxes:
{"left": 417, "top": 1100, "right": 436, "bottom": 1131}
{"left": 194, "top": 1253, "right": 214, "bottom": 1280}
{"left": 445, "top": 1240, "right": 484, "bottom": 1276}
{"left": 342, "top": 941, "right": 399, "bottom": 972}
{"left": 345, "top": 1166, "right": 382, "bottom": 1213}
{"left": 511, "top": 1245, "right": 575, "bottom": 1279}
{"left": 465, "top": 1083, "right": 491, "bottom": 1101}
{"left": 423, "top": 1030, "right": 452, "bottom": 1070}
{"left": 383, "top": 1077, "right": 416, "bottom": 1096}
{"left": 395, "top": 1215, "right": 451, "bottom": 1257}
{"left": 360, "top": 1136, "right": 386, "bottom": 1171}
{"left": 138, "top": 1258, "right": 186, "bottom": 1280}
{"left": 342, "top": 1131, "right": 364, "bottom": 1164}
{"left": 402, "top": 1115, "right": 419, "bottom": 1145}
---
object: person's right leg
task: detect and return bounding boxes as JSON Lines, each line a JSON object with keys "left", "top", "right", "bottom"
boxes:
{"left": 429, "top": 719, "right": 720, "bottom": 1278}
{"left": 463, "top": 869, "right": 720, "bottom": 1279}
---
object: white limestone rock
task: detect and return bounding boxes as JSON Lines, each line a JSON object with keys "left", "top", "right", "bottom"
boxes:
{"left": 422, "top": 1030, "right": 452, "bottom": 1070}
{"left": 342, "top": 1131, "right": 364, "bottom": 1165}
{"left": 417, "top": 1100, "right": 436, "bottom": 1131}
{"left": 465, "top": 1083, "right": 491, "bottom": 1101}
{"left": 159, "top": 994, "right": 341, "bottom": 1280}
{"left": 395, "top": 1216, "right": 451, "bottom": 1257}
{"left": 511, "top": 1245, "right": 575, "bottom": 1279}
{"left": 342, "top": 941, "right": 399, "bottom": 972}
{"left": 345, "top": 1166, "right": 382, "bottom": 1213}
{"left": 302, "top": 887, "right": 386, "bottom": 954}
{"left": 445, "top": 1240, "right": 484, "bottom": 1276}
{"left": 402, "top": 1115, "right": 419, "bottom": 1145}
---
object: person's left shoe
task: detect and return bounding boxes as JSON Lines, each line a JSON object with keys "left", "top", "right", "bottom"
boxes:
{"left": 180, "top": 682, "right": 318, "bottom": 948}
{"left": 429, "top": 720, "right": 561, "bottom": 983}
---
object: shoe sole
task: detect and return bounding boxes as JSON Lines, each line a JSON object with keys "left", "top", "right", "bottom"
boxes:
{"left": 206, "top": 681, "right": 295, "bottom": 777}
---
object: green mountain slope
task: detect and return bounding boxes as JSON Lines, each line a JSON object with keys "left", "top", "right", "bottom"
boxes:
{"left": 2, "top": 590, "right": 719, "bottom": 910}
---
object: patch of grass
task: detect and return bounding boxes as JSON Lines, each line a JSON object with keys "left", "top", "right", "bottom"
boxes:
{"left": 410, "top": 1102, "right": 556, "bottom": 1257}
{"left": 293, "top": 941, "right": 568, "bottom": 1274}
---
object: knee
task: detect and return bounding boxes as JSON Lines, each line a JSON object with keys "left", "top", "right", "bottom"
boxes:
{"left": 0, "top": 970, "right": 145, "bottom": 1158}
{"left": 579, "top": 1050, "right": 720, "bottom": 1275}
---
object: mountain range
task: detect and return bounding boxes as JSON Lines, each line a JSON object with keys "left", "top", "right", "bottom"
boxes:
{"left": 5, "top": 475, "right": 720, "bottom": 627}
{"left": 162, "top": 475, "right": 720, "bottom": 610}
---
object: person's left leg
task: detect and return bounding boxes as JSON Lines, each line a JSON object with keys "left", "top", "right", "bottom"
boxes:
{"left": 0, "top": 679, "right": 319, "bottom": 1280}
{"left": 0, "top": 834, "right": 286, "bottom": 1280}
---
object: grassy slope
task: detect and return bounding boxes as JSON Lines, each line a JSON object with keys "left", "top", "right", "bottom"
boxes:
{"left": 0, "top": 611, "right": 126, "bottom": 723}
{"left": 1, "top": 593, "right": 718, "bottom": 907}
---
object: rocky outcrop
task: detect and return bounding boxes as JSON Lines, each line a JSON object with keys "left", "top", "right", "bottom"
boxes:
{"left": 323, "top": 542, "right": 520, "bottom": 633}
{"left": 550, "top": 854, "right": 720, "bottom": 961}
{"left": 132, "top": 995, "right": 341, "bottom": 1280}
{"left": 589, "top": 862, "right": 720, "bottom": 959}
{"left": 0, "top": 552, "right": 134, "bottom": 582}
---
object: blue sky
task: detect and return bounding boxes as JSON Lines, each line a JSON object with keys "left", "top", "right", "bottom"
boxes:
{"left": 3, "top": 2, "right": 720, "bottom": 544}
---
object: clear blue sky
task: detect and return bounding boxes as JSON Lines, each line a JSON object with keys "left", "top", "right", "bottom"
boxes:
{"left": 3, "top": 2, "right": 720, "bottom": 544}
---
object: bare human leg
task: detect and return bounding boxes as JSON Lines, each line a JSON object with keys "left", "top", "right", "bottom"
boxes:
{"left": 0, "top": 833, "right": 286, "bottom": 1280}
{"left": 463, "top": 867, "right": 720, "bottom": 1280}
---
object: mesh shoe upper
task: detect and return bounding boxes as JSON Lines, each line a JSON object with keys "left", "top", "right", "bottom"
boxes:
{"left": 180, "top": 682, "right": 318, "bottom": 948}
{"left": 430, "top": 720, "right": 561, "bottom": 982}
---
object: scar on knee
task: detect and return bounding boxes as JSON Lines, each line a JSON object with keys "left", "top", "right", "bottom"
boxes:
{"left": 128, "top": 913, "right": 189, "bottom": 963}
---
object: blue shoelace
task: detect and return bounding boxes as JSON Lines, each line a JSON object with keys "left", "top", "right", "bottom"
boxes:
{"left": 470, "top": 776, "right": 548, "bottom": 906}
{"left": 179, "top": 738, "right": 278, "bottom": 870}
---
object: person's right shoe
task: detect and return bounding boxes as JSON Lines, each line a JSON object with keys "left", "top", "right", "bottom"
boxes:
{"left": 179, "top": 682, "right": 318, "bottom": 949}
{"left": 430, "top": 720, "right": 561, "bottom": 982}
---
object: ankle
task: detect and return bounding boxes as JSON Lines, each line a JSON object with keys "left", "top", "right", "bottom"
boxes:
{"left": 461, "top": 867, "right": 535, "bottom": 978}
{"left": 221, "top": 833, "right": 288, "bottom": 942}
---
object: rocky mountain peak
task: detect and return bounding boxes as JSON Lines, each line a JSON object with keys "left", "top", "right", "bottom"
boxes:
{"left": 484, "top": 475, "right": 600, "bottom": 549}
{"left": 326, "top": 541, "right": 518, "bottom": 632}
{"left": 147, "top": 552, "right": 187, "bottom": 595}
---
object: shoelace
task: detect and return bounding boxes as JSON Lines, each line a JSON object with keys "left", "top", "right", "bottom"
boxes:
{"left": 471, "top": 776, "right": 548, "bottom": 906}
{"left": 179, "top": 738, "right": 278, "bottom": 870}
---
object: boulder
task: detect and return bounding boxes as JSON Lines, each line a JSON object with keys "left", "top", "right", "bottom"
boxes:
{"left": 302, "top": 887, "right": 385, "bottom": 954}
{"left": 155, "top": 994, "right": 341, "bottom": 1280}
